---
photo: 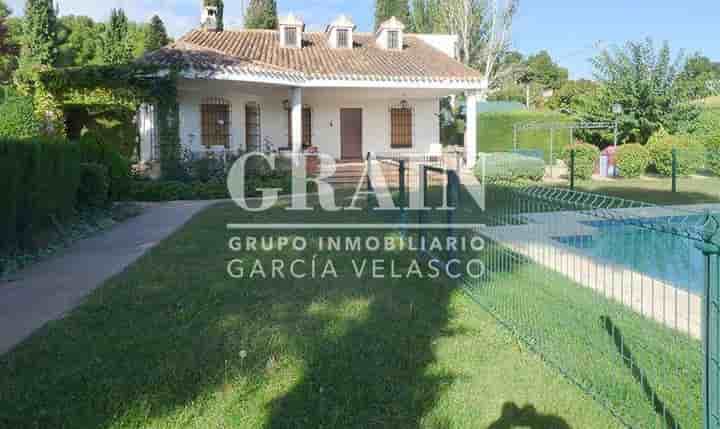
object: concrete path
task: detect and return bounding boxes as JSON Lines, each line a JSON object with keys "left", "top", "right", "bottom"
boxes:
{"left": 0, "top": 200, "right": 218, "bottom": 355}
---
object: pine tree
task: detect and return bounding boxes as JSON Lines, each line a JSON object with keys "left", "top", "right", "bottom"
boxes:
{"left": 374, "top": 0, "right": 410, "bottom": 30}
{"left": 17, "top": 0, "right": 58, "bottom": 72}
{"left": 203, "top": 0, "right": 224, "bottom": 31}
{"left": 244, "top": 0, "right": 278, "bottom": 30}
{"left": 144, "top": 15, "right": 169, "bottom": 52}
{"left": 101, "top": 9, "right": 132, "bottom": 65}
{"left": 410, "top": 0, "right": 439, "bottom": 33}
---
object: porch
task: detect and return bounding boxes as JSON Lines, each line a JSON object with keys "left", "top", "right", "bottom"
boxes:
{"left": 141, "top": 79, "right": 481, "bottom": 168}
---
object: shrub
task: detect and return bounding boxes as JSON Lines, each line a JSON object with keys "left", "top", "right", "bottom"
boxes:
{"left": 77, "top": 163, "right": 110, "bottom": 208}
{"left": 562, "top": 142, "right": 600, "bottom": 180}
{"left": 77, "top": 135, "right": 132, "bottom": 200}
{"left": 647, "top": 131, "right": 705, "bottom": 176}
{"left": 475, "top": 152, "right": 545, "bottom": 183}
{"left": 477, "top": 111, "right": 574, "bottom": 155}
{"left": 128, "top": 180, "right": 195, "bottom": 202}
{"left": 0, "top": 96, "right": 42, "bottom": 139}
{"left": 706, "top": 133, "right": 720, "bottom": 177}
{"left": 615, "top": 144, "right": 650, "bottom": 178}
{"left": 0, "top": 138, "right": 82, "bottom": 251}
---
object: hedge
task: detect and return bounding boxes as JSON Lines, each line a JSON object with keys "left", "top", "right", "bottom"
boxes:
{"left": 647, "top": 131, "right": 705, "bottom": 176}
{"left": 475, "top": 152, "right": 546, "bottom": 183}
{"left": 707, "top": 133, "right": 720, "bottom": 177}
{"left": 0, "top": 139, "right": 82, "bottom": 251}
{"left": 0, "top": 96, "right": 43, "bottom": 139}
{"left": 615, "top": 144, "right": 650, "bottom": 178}
{"left": 477, "top": 111, "right": 574, "bottom": 156}
{"left": 78, "top": 163, "right": 110, "bottom": 208}
{"left": 77, "top": 135, "right": 132, "bottom": 200}
{"left": 562, "top": 143, "right": 600, "bottom": 180}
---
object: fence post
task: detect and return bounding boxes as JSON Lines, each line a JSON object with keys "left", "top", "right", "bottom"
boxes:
{"left": 399, "top": 160, "right": 406, "bottom": 209}
{"left": 446, "top": 170, "right": 460, "bottom": 261}
{"left": 570, "top": 148, "right": 576, "bottom": 190}
{"left": 419, "top": 165, "right": 427, "bottom": 243}
{"left": 700, "top": 240, "right": 720, "bottom": 429}
{"left": 672, "top": 148, "right": 678, "bottom": 193}
{"left": 366, "top": 152, "right": 373, "bottom": 212}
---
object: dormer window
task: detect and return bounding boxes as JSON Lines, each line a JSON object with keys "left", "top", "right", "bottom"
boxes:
{"left": 279, "top": 13, "right": 304, "bottom": 49}
{"left": 337, "top": 29, "right": 349, "bottom": 48}
{"left": 326, "top": 15, "right": 355, "bottom": 49}
{"left": 376, "top": 16, "right": 405, "bottom": 51}
{"left": 388, "top": 31, "right": 400, "bottom": 50}
{"left": 285, "top": 27, "right": 297, "bottom": 47}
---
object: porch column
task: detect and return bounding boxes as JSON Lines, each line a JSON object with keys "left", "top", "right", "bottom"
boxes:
{"left": 290, "top": 87, "right": 303, "bottom": 156}
{"left": 464, "top": 91, "right": 478, "bottom": 169}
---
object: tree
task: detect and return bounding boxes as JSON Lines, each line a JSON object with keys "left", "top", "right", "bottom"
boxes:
{"left": 437, "top": 0, "right": 518, "bottom": 96}
{"left": 101, "top": 9, "right": 132, "bottom": 65}
{"left": 17, "top": 0, "right": 59, "bottom": 74}
{"left": 579, "top": 38, "right": 700, "bottom": 144}
{"left": 547, "top": 79, "right": 598, "bottom": 114}
{"left": 374, "top": 0, "right": 411, "bottom": 29}
{"left": 0, "top": 0, "right": 10, "bottom": 18}
{"left": 410, "top": 0, "right": 439, "bottom": 33}
{"left": 522, "top": 51, "right": 568, "bottom": 90}
{"left": 244, "top": 0, "right": 277, "bottom": 30}
{"left": 144, "top": 15, "right": 169, "bottom": 52}
{"left": 56, "top": 15, "right": 102, "bottom": 67}
{"left": 678, "top": 53, "right": 720, "bottom": 100}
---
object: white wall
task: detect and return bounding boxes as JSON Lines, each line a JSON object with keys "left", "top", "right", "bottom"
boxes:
{"left": 177, "top": 80, "right": 441, "bottom": 158}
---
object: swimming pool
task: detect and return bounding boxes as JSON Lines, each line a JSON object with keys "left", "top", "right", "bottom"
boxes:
{"left": 554, "top": 214, "right": 713, "bottom": 294}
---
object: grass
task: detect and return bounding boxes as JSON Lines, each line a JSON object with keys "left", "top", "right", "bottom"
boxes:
{"left": 0, "top": 195, "right": 625, "bottom": 429}
{"left": 570, "top": 175, "right": 720, "bottom": 205}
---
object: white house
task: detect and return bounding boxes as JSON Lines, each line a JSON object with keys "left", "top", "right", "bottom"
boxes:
{"left": 141, "top": 8, "right": 487, "bottom": 168}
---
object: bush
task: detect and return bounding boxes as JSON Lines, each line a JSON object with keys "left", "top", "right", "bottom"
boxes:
{"left": 78, "top": 163, "right": 110, "bottom": 208}
{"left": 0, "top": 138, "right": 82, "bottom": 251}
{"left": 706, "top": 133, "right": 720, "bottom": 177}
{"left": 562, "top": 142, "right": 600, "bottom": 180}
{"left": 647, "top": 131, "right": 705, "bottom": 176}
{"left": 615, "top": 144, "right": 650, "bottom": 178}
{"left": 475, "top": 152, "right": 546, "bottom": 183}
{"left": 77, "top": 135, "right": 132, "bottom": 200}
{"left": 128, "top": 180, "right": 195, "bottom": 202}
{"left": 0, "top": 96, "right": 42, "bottom": 139}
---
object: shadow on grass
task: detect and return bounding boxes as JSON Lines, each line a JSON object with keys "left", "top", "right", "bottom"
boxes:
{"left": 574, "top": 185, "right": 718, "bottom": 206}
{"left": 0, "top": 200, "right": 459, "bottom": 429}
{"left": 486, "top": 402, "right": 572, "bottom": 429}
{"left": 601, "top": 316, "right": 682, "bottom": 429}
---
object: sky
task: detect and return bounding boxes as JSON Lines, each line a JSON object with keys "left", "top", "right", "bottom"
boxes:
{"left": 5, "top": 0, "right": 719, "bottom": 79}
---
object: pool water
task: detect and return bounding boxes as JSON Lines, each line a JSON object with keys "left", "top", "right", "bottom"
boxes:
{"left": 554, "top": 215, "right": 711, "bottom": 294}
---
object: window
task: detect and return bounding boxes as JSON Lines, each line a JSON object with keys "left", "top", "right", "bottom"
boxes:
{"left": 201, "top": 98, "right": 231, "bottom": 148}
{"left": 287, "top": 107, "right": 312, "bottom": 148}
{"left": 337, "top": 29, "right": 349, "bottom": 48}
{"left": 388, "top": 31, "right": 400, "bottom": 49}
{"left": 285, "top": 27, "right": 297, "bottom": 47}
{"left": 390, "top": 107, "right": 412, "bottom": 148}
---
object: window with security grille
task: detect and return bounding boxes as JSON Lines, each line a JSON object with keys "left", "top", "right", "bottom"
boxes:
{"left": 285, "top": 27, "right": 297, "bottom": 47}
{"left": 201, "top": 98, "right": 231, "bottom": 147}
{"left": 388, "top": 31, "right": 400, "bottom": 49}
{"left": 390, "top": 107, "right": 412, "bottom": 148}
{"left": 337, "top": 29, "right": 349, "bottom": 48}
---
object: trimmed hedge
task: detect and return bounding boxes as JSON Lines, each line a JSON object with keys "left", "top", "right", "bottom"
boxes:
{"left": 475, "top": 152, "right": 546, "bottom": 183}
{"left": 78, "top": 163, "right": 110, "bottom": 208}
{"left": 562, "top": 143, "right": 600, "bottom": 180}
{"left": 707, "top": 133, "right": 720, "bottom": 177}
{"left": 647, "top": 131, "right": 705, "bottom": 176}
{"left": 0, "top": 139, "right": 82, "bottom": 251}
{"left": 477, "top": 111, "right": 574, "bottom": 155}
{"left": 615, "top": 144, "right": 650, "bottom": 178}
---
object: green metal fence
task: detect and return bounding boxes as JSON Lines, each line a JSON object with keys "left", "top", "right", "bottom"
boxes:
{"left": 370, "top": 151, "right": 720, "bottom": 428}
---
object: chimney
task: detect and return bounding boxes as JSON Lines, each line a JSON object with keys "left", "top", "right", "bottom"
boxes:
{"left": 201, "top": 1, "right": 223, "bottom": 32}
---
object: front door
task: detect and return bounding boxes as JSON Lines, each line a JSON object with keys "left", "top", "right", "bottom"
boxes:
{"left": 340, "top": 108, "right": 362, "bottom": 160}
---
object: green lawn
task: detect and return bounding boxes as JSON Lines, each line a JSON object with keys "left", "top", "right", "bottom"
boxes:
{"left": 570, "top": 175, "right": 720, "bottom": 205}
{"left": 0, "top": 196, "right": 624, "bottom": 429}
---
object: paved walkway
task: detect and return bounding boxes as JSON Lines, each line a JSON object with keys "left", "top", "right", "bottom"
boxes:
{"left": 0, "top": 201, "right": 218, "bottom": 355}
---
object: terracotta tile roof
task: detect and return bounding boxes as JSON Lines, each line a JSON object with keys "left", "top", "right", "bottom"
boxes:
{"left": 144, "top": 29, "right": 484, "bottom": 82}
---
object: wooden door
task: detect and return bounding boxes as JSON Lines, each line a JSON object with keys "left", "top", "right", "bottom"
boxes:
{"left": 340, "top": 108, "right": 362, "bottom": 160}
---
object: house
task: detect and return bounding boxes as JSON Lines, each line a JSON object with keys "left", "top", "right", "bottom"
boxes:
{"left": 140, "top": 6, "right": 487, "bottom": 169}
